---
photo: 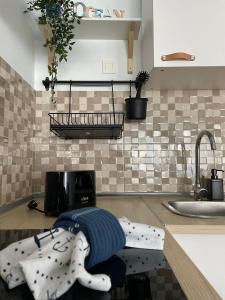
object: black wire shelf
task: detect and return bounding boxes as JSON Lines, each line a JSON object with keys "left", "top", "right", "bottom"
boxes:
{"left": 47, "top": 79, "right": 133, "bottom": 140}
{"left": 49, "top": 112, "right": 125, "bottom": 139}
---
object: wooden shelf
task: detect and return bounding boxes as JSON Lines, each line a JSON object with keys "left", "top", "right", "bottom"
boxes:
{"left": 76, "top": 18, "right": 141, "bottom": 74}
{"left": 39, "top": 18, "right": 141, "bottom": 74}
{"left": 74, "top": 18, "right": 141, "bottom": 40}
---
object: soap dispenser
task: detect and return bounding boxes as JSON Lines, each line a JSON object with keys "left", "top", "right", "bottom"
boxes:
{"left": 207, "top": 169, "right": 224, "bottom": 201}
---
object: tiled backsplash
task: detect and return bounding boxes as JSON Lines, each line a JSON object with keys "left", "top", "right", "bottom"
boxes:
{"left": 1, "top": 56, "right": 225, "bottom": 206}
{"left": 33, "top": 89, "right": 224, "bottom": 194}
{"left": 0, "top": 57, "right": 35, "bottom": 206}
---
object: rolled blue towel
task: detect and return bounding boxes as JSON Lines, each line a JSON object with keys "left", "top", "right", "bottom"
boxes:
{"left": 53, "top": 207, "right": 126, "bottom": 269}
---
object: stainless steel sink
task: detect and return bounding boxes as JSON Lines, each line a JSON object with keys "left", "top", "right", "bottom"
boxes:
{"left": 163, "top": 201, "right": 225, "bottom": 218}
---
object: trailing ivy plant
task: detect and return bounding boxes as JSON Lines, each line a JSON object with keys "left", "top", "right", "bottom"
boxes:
{"left": 24, "top": 0, "right": 80, "bottom": 102}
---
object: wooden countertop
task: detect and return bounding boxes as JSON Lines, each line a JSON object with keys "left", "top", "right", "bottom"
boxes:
{"left": 164, "top": 225, "right": 225, "bottom": 300}
{"left": 0, "top": 195, "right": 163, "bottom": 230}
{"left": 1, "top": 194, "right": 225, "bottom": 229}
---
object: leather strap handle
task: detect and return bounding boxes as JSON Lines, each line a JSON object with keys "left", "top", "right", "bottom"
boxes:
{"left": 161, "top": 52, "right": 195, "bottom": 61}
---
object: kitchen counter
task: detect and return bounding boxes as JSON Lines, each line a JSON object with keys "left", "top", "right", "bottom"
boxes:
{"left": 0, "top": 195, "right": 163, "bottom": 230}
{"left": 164, "top": 225, "right": 225, "bottom": 300}
{"left": 1, "top": 194, "right": 225, "bottom": 229}
{"left": 172, "top": 230, "right": 225, "bottom": 299}
{"left": 1, "top": 194, "right": 225, "bottom": 299}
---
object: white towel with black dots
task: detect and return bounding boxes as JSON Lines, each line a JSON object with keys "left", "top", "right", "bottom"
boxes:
{"left": 0, "top": 229, "right": 111, "bottom": 300}
{"left": 0, "top": 218, "right": 164, "bottom": 300}
{"left": 119, "top": 217, "right": 165, "bottom": 250}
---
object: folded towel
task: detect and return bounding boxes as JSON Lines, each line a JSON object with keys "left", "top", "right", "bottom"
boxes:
{"left": 0, "top": 209, "right": 165, "bottom": 300}
{"left": 53, "top": 207, "right": 126, "bottom": 269}
{"left": 119, "top": 217, "right": 165, "bottom": 250}
{"left": 0, "top": 229, "right": 111, "bottom": 300}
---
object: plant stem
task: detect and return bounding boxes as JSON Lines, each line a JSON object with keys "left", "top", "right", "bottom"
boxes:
{"left": 136, "top": 84, "right": 142, "bottom": 98}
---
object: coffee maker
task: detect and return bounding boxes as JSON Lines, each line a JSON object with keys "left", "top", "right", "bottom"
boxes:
{"left": 44, "top": 171, "right": 96, "bottom": 216}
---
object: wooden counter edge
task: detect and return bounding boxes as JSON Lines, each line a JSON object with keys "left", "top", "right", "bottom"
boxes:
{"left": 166, "top": 224, "right": 225, "bottom": 234}
{"left": 164, "top": 228, "right": 222, "bottom": 300}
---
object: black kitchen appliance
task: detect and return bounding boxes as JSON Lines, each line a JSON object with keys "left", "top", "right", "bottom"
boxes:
{"left": 44, "top": 171, "right": 96, "bottom": 216}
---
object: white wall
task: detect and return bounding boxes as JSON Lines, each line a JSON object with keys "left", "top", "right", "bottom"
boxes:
{"left": 35, "top": 39, "right": 141, "bottom": 91}
{"left": 0, "top": 0, "right": 35, "bottom": 87}
{"left": 35, "top": 0, "right": 141, "bottom": 91}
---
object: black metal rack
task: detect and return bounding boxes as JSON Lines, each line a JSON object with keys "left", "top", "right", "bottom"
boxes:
{"left": 46, "top": 79, "right": 135, "bottom": 139}
{"left": 42, "top": 78, "right": 136, "bottom": 89}
{"left": 49, "top": 112, "right": 125, "bottom": 139}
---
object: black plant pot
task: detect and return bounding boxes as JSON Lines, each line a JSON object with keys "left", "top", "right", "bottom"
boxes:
{"left": 125, "top": 97, "right": 148, "bottom": 120}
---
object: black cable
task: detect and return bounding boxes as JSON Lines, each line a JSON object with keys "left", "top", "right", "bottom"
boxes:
{"left": 27, "top": 199, "right": 45, "bottom": 214}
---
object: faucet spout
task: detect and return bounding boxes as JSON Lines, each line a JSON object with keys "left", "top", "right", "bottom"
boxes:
{"left": 195, "top": 130, "right": 216, "bottom": 193}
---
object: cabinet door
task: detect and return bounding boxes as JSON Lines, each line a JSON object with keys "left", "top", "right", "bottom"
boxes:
{"left": 153, "top": 0, "right": 225, "bottom": 67}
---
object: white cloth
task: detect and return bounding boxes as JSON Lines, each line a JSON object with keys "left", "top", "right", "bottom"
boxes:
{"left": 0, "top": 218, "right": 164, "bottom": 300}
{"left": 119, "top": 217, "right": 165, "bottom": 250}
{"left": 0, "top": 229, "right": 111, "bottom": 300}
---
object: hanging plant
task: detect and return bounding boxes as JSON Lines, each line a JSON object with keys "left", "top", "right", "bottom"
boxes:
{"left": 24, "top": 0, "right": 81, "bottom": 102}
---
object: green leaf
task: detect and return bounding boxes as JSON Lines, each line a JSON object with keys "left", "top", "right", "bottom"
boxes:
{"left": 25, "top": 0, "right": 76, "bottom": 77}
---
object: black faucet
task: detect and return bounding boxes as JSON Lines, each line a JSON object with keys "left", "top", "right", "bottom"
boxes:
{"left": 194, "top": 130, "right": 216, "bottom": 200}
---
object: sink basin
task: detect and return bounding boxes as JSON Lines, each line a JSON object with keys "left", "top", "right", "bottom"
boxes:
{"left": 163, "top": 201, "right": 225, "bottom": 218}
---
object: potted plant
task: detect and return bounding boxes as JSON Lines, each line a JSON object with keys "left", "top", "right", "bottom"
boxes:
{"left": 125, "top": 71, "right": 150, "bottom": 120}
{"left": 24, "top": 0, "right": 81, "bottom": 102}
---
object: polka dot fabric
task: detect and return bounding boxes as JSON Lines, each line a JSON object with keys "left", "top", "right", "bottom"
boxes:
{"left": 0, "top": 229, "right": 111, "bottom": 300}
{"left": 119, "top": 217, "right": 165, "bottom": 250}
{"left": 117, "top": 248, "right": 166, "bottom": 275}
{"left": 0, "top": 216, "right": 164, "bottom": 300}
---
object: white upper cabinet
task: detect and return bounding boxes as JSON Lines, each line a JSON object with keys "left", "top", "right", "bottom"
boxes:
{"left": 154, "top": 0, "right": 225, "bottom": 67}
{"left": 142, "top": 0, "right": 225, "bottom": 89}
